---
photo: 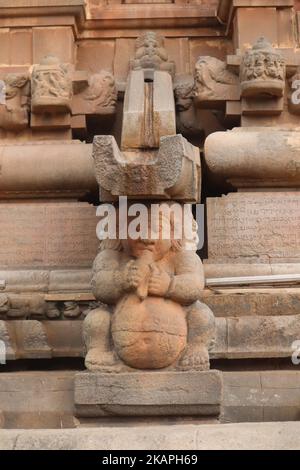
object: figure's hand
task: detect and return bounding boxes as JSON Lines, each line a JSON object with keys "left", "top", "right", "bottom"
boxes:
{"left": 124, "top": 260, "right": 147, "bottom": 291}
{"left": 148, "top": 267, "right": 171, "bottom": 297}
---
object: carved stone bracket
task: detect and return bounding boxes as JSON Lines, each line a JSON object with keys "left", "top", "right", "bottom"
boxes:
{"left": 93, "top": 133, "right": 201, "bottom": 202}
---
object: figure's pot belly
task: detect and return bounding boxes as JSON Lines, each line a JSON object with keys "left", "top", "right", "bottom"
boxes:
{"left": 112, "top": 294, "right": 187, "bottom": 369}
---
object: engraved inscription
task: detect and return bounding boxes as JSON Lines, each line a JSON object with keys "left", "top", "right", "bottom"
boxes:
{"left": 207, "top": 193, "right": 300, "bottom": 260}
{"left": 0, "top": 203, "right": 98, "bottom": 268}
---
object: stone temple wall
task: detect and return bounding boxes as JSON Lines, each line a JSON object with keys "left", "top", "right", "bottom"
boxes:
{"left": 0, "top": 0, "right": 300, "bottom": 439}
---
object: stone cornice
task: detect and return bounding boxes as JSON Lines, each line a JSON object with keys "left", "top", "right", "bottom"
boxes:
{"left": 218, "top": 0, "right": 294, "bottom": 29}
{"left": 0, "top": 0, "right": 86, "bottom": 33}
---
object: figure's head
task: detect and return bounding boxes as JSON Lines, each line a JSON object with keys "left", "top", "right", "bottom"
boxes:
{"left": 135, "top": 32, "right": 164, "bottom": 55}
{"left": 98, "top": 202, "right": 198, "bottom": 257}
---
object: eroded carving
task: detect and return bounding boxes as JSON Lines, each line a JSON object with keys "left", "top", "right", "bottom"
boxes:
{"left": 73, "top": 71, "right": 117, "bottom": 116}
{"left": 31, "top": 55, "right": 73, "bottom": 114}
{"left": 194, "top": 56, "right": 239, "bottom": 105}
{"left": 0, "top": 73, "right": 30, "bottom": 131}
{"left": 174, "top": 74, "right": 202, "bottom": 137}
{"left": 84, "top": 71, "right": 117, "bottom": 113}
{"left": 130, "top": 31, "right": 175, "bottom": 77}
{"left": 240, "top": 37, "right": 285, "bottom": 98}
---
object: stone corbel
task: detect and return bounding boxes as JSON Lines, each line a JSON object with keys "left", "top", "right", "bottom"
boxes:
{"left": 93, "top": 133, "right": 201, "bottom": 203}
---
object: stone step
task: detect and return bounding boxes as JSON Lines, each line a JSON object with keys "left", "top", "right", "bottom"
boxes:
{"left": 1, "top": 421, "right": 300, "bottom": 449}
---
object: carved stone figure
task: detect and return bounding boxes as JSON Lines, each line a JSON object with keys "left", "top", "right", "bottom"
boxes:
{"left": 130, "top": 31, "right": 175, "bottom": 77}
{"left": 31, "top": 55, "right": 73, "bottom": 113}
{"left": 194, "top": 56, "right": 239, "bottom": 106}
{"left": 83, "top": 205, "right": 215, "bottom": 372}
{"left": 240, "top": 37, "right": 285, "bottom": 97}
{"left": 0, "top": 73, "right": 30, "bottom": 131}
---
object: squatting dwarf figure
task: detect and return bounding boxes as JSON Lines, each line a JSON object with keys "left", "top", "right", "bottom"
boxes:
{"left": 83, "top": 206, "right": 215, "bottom": 372}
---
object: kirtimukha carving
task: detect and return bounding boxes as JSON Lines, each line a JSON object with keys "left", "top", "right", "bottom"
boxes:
{"left": 31, "top": 55, "right": 73, "bottom": 113}
{"left": 240, "top": 37, "right": 285, "bottom": 98}
{"left": 0, "top": 73, "right": 30, "bottom": 131}
{"left": 83, "top": 206, "right": 215, "bottom": 372}
{"left": 130, "top": 31, "right": 175, "bottom": 77}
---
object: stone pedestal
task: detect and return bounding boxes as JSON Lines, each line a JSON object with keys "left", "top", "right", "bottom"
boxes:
{"left": 74, "top": 370, "right": 223, "bottom": 418}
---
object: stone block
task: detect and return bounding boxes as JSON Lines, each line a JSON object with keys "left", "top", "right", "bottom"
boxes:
{"left": 0, "top": 371, "right": 75, "bottom": 429}
{"left": 31, "top": 112, "right": 71, "bottom": 130}
{"left": 10, "top": 29, "right": 32, "bottom": 65}
{"left": 0, "top": 29, "right": 10, "bottom": 65}
{"left": 0, "top": 320, "right": 84, "bottom": 359}
{"left": 234, "top": 8, "right": 277, "bottom": 50}
{"left": 74, "top": 370, "right": 223, "bottom": 417}
{"left": 225, "top": 315, "right": 300, "bottom": 359}
{"left": 32, "top": 27, "right": 75, "bottom": 64}
{"left": 223, "top": 371, "right": 300, "bottom": 423}
{"left": 76, "top": 40, "right": 115, "bottom": 74}
{"left": 121, "top": 70, "right": 176, "bottom": 150}
{"left": 241, "top": 97, "right": 283, "bottom": 116}
{"left": 204, "top": 262, "right": 300, "bottom": 278}
{"left": 202, "top": 288, "right": 300, "bottom": 317}
{"left": 0, "top": 270, "right": 50, "bottom": 293}
{"left": 164, "top": 37, "right": 190, "bottom": 75}
{"left": 113, "top": 38, "right": 135, "bottom": 87}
